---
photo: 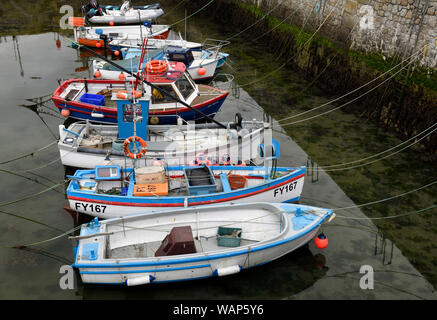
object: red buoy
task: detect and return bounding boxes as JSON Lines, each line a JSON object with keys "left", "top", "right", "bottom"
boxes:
{"left": 61, "top": 108, "right": 70, "bottom": 117}
{"left": 114, "top": 50, "right": 120, "bottom": 56}
{"left": 96, "top": 42, "right": 102, "bottom": 48}
{"left": 109, "top": 21, "right": 114, "bottom": 26}
{"left": 315, "top": 233, "right": 328, "bottom": 249}
{"left": 118, "top": 73, "right": 125, "bottom": 80}
{"left": 94, "top": 70, "right": 101, "bottom": 78}
{"left": 197, "top": 67, "right": 206, "bottom": 76}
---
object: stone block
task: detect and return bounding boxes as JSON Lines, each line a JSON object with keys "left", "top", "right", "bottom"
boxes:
{"left": 344, "top": 0, "right": 358, "bottom": 14}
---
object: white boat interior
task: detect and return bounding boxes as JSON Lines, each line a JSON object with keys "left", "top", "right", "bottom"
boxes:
{"left": 61, "top": 118, "right": 266, "bottom": 157}
{"left": 91, "top": 203, "right": 288, "bottom": 260}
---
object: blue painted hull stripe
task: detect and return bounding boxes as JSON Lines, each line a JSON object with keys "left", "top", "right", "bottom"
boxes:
{"left": 79, "top": 263, "right": 211, "bottom": 275}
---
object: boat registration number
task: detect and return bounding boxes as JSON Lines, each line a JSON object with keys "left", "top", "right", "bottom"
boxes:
{"left": 273, "top": 181, "right": 298, "bottom": 197}
{"left": 74, "top": 202, "right": 107, "bottom": 213}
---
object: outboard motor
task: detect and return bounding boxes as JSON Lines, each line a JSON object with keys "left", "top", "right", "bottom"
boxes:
{"left": 83, "top": 0, "right": 103, "bottom": 17}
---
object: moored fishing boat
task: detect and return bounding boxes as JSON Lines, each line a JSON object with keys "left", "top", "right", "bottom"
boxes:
{"left": 53, "top": 62, "right": 228, "bottom": 124}
{"left": 93, "top": 46, "right": 222, "bottom": 81}
{"left": 67, "top": 164, "right": 305, "bottom": 218}
{"left": 73, "top": 24, "right": 172, "bottom": 48}
{"left": 83, "top": 1, "right": 164, "bottom": 25}
{"left": 71, "top": 202, "right": 333, "bottom": 285}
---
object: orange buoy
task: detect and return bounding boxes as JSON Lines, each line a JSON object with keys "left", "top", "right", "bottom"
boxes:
{"left": 145, "top": 60, "right": 168, "bottom": 74}
{"left": 116, "top": 90, "right": 141, "bottom": 99}
{"left": 132, "top": 90, "right": 142, "bottom": 98}
{"left": 116, "top": 90, "right": 128, "bottom": 99}
{"left": 122, "top": 136, "right": 147, "bottom": 159}
{"left": 61, "top": 108, "right": 70, "bottom": 117}
{"left": 118, "top": 73, "right": 125, "bottom": 80}
{"left": 197, "top": 67, "right": 206, "bottom": 76}
{"left": 114, "top": 50, "right": 120, "bottom": 56}
{"left": 315, "top": 233, "right": 328, "bottom": 249}
{"left": 94, "top": 70, "right": 101, "bottom": 78}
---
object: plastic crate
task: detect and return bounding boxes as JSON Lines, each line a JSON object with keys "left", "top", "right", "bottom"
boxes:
{"left": 80, "top": 93, "right": 105, "bottom": 106}
{"left": 217, "top": 226, "right": 242, "bottom": 247}
{"left": 183, "top": 165, "right": 216, "bottom": 196}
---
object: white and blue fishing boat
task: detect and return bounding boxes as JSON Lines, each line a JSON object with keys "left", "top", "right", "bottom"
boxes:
{"left": 95, "top": 45, "right": 227, "bottom": 81}
{"left": 71, "top": 202, "right": 333, "bottom": 285}
{"left": 73, "top": 24, "right": 172, "bottom": 48}
{"left": 67, "top": 163, "right": 305, "bottom": 218}
{"left": 83, "top": 1, "right": 164, "bottom": 25}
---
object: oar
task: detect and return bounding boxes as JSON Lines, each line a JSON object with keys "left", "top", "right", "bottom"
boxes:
{"left": 71, "top": 38, "right": 228, "bottom": 129}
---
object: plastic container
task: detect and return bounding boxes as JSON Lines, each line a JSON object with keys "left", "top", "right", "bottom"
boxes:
{"left": 133, "top": 182, "right": 168, "bottom": 196}
{"left": 217, "top": 227, "right": 242, "bottom": 247}
{"left": 112, "top": 139, "right": 125, "bottom": 152}
{"left": 80, "top": 93, "right": 105, "bottom": 106}
{"left": 183, "top": 165, "right": 216, "bottom": 196}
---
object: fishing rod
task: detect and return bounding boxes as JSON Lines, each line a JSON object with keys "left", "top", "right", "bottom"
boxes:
{"left": 77, "top": 42, "right": 228, "bottom": 129}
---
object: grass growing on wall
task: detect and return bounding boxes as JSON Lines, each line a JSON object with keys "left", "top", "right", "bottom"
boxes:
{"left": 236, "top": 1, "right": 437, "bottom": 92}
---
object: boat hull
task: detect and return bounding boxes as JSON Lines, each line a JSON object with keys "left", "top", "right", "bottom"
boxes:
{"left": 72, "top": 202, "right": 331, "bottom": 285}
{"left": 77, "top": 29, "right": 171, "bottom": 48}
{"left": 76, "top": 226, "right": 319, "bottom": 285}
{"left": 53, "top": 93, "right": 226, "bottom": 125}
{"left": 88, "top": 9, "right": 164, "bottom": 24}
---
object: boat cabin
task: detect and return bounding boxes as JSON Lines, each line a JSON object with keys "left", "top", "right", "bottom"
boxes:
{"left": 165, "top": 46, "right": 195, "bottom": 68}
{"left": 141, "top": 61, "right": 198, "bottom": 106}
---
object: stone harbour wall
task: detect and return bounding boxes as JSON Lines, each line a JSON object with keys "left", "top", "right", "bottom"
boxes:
{"left": 251, "top": 0, "right": 437, "bottom": 68}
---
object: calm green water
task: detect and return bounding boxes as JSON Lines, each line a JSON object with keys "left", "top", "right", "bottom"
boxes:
{"left": 0, "top": 0, "right": 435, "bottom": 299}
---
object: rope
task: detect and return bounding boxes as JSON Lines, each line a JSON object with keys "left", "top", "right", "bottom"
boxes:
{"left": 0, "top": 209, "right": 65, "bottom": 233}
{"left": 4, "top": 225, "right": 82, "bottom": 249}
{"left": 277, "top": 50, "right": 421, "bottom": 128}
{"left": 0, "top": 180, "right": 69, "bottom": 209}
{"left": 334, "top": 204, "right": 437, "bottom": 220}
{"left": 314, "top": 122, "right": 437, "bottom": 170}
{"left": 0, "top": 140, "right": 58, "bottom": 165}
{"left": 314, "top": 122, "right": 437, "bottom": 172}
{"left": 333, "top": 180, "right": 437, "bottom": 211}
{"left": 169, "top": 0, "right": 215, "bottom": 27}
{"left": 235, "top": 0, "right": 336, "bottom": 88}
{"left": 225, "top": 1, "right": 285, "bottom": 41}
{"left": 277, "top": 47, "right": 425, "bottom": 123}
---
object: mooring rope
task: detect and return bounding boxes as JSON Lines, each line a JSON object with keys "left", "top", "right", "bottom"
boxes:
{"left": 314, "top": 123, "right": 437, "bottom": 172}
{"left": 277, "top": 50, "right": 421, "bottom": 128}
{"left": 169, "top": 0, "right": 215, "bottom": 27}
{"left": 333, "top": 180, "right": 437, "bottom": 211}
{"left": 3, "top": 225, "right": 82, "bottom": 249}
{"left": 334, "top": 204, "right": 437, "bottom": 221}
{"left": 0, "top": 180, "right": 70, "bottom": 209}
{"left": 0, "top": 140, "right": 58, "bottom": 165}
{"left": 236, "top": 0, "right": 338, "bottom": 88}
{"left": 224, "top": 0, "right": 285, "bottom": 41}
{"left": 276, "top": 47, "right": 425, "bottom": 124}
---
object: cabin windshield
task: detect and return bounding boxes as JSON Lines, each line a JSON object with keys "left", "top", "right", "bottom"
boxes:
{"left": 151, "top": 85, "right": 178, "bottom": 104}
{"left": 174, "top": 75, "right": 195, "bottom": 100}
